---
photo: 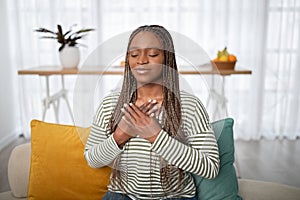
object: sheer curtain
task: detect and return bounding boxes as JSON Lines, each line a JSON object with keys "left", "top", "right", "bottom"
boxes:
{"left": 7, "top": 0, "right": 300, "bottom": 139}
{"left": 7, "top": 0, "right": 101, "bottom": 137}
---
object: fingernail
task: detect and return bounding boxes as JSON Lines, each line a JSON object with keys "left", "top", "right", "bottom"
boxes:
{"left": 121, "top": 108, "right": 125, "bottom": 112}
{"left": 150, "top": 113, "right": 155, "bottom": 117}
{"left": 152, "top": 100, "right": 157, "bottom": 103}
{"left": 148, "top": 99, "right": 152, "bottom": 102}
{"left": 124, "top": 103, "right": 127, "bottom": 107}
{"left": 129, "top": 103, "right": 133, "bottom": 106}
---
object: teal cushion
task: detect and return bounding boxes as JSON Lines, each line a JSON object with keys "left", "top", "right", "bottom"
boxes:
{"left": 193, "top": 118, "right": 242, "bottom": 200}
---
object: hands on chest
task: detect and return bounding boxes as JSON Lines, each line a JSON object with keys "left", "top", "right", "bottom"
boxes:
{"left": 114, "top": 99, "right": 163, "bottom": 147}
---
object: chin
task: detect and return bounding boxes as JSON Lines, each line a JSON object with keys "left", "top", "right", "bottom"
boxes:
{"left": 136, "top": 80, "right": 154, "bottom": 86}
{"left": 133, "top": 74, "right": 161, "bottom": 86}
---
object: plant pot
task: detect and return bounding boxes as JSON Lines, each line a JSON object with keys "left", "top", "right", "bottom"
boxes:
{"left": 59, "top": 46, "right": 80, "bottom": 68}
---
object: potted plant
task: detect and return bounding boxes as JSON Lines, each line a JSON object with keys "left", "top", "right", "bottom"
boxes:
{"left": 35, "top": 24, "right": 95, "bottom": 68}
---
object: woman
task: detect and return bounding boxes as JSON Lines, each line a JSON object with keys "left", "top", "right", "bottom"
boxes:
{"left": 84, "top": 25, "right": 219, "bottom": 200}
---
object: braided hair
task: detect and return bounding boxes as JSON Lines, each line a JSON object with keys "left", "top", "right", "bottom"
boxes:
{"left": 109, "top": 25, "right": 183, "bottom": 193}
{"left": 110, "top": 25, "right": 181, "bottom": 136}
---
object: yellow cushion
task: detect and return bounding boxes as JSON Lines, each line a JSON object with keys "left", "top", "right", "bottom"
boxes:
{"left": 27, "top": 120, "right": 111, "bottom": 200}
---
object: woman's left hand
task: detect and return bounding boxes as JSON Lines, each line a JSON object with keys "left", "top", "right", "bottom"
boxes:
{"left": 121, "top": 103, "right": 162, "bottom": 142}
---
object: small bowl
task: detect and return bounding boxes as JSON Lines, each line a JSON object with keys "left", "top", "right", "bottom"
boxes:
{"left": 211, "top": 61, "right": 236, "bottom": 70}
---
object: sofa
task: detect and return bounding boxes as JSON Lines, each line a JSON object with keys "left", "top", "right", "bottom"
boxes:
{"left": 1, "top": 143, "right": 300, "bottom": 200}
{"left": 1, "top": 118, "right": 300, "bottom": 200}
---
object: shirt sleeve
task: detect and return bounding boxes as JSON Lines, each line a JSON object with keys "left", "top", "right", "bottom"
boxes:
{"left": 150, "top": 97, "right": 220, "bottom": 179}
{"left": 84, "top": 95, "right": 123, "bottom": 168}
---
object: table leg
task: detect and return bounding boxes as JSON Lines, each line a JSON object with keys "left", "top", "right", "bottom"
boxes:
{"left": 206, "top": 75, "right": 229, "bottom": 120}
{"left": 61, "top": 75, "right": 74, "bottom": 123}
{"left": 41, "top": 75, "right": 74, "bottom": 123}
{"left": 53, "top": 99, "right": 60, "bottom": 123}
{"left": 221, "top": 76, "right": 229, "bottom": 116}
{"left": 206, "top": 74, "right": 215, "bottom": 109}
{"left": 42, "top": 76, "right": 50, "bottom": 121}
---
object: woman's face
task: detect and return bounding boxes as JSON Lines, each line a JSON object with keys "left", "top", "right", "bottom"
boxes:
{"left": 128, "top": 31, "right": 164, "bottom": 86}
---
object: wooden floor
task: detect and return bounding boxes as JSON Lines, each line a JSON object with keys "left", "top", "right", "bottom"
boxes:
{"left": 0, "top": 137, "right": 300, "bottom": 193}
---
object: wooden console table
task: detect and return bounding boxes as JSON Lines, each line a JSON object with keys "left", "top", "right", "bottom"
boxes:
{"left": 18, "top": 65, "right": 252, "bottom": 75}
{"left": 18, "top": 65, "right": 252, "bottom": 122}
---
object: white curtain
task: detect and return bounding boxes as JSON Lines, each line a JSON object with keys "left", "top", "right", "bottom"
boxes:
{"left": 6, "top": 0, "right": 300, "bottom": 140}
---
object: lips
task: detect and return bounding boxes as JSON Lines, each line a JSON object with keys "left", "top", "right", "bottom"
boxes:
{"left": 134, "top": 68, "right": 151, "bottom": 75}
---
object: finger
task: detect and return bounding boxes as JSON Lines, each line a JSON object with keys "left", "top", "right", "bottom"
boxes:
{"left": 121, "top": 107, "right": 135, "bottom": 123}
{"left": 119, "top": 116, "right": 137, "bottom": 137}
{"left": 139, "top": 100, "right": 152, "bottom": 111}
{"left": 138, "top": 99, "right": 158, "bottom": 112}
{"left": 121, "top": 115, "right": 132, "bottom": 126}
{"left": 129, "top": 103, "right": 147, "bottom": 118}
{"left": 146, "top": 105, "right": 159, "bottom": 116}
{"left": 119, "top": 116, "right": 132, "bottom": 128}
{"left": 125, "top": 103, "right": 140, "bottom": 120}
{"left": 142, "top": 100, "right": 158, "bottom": 113}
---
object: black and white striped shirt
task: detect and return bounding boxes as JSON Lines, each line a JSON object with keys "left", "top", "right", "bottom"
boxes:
{"left": 84, "top": 91, "right": 219, "bottom": 199}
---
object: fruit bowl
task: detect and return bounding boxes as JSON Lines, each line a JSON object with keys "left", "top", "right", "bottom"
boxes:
{"left": 211, "top": 60, "right": 236, "bottom": 70}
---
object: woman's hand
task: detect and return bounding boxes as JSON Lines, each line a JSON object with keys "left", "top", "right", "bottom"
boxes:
{"left": 114, "top": 100, "right": 159, "bottom": 147}
{"left": 121, "top": 102, "right": 162, "bottom": 142}
{"left": 113, "top": 119, "right": 136, "bottom": 148}
{"left": 139, "top": 99, "right": 160, "bottom": 116}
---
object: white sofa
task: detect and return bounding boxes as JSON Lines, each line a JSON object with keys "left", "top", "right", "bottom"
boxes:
{"left": 1, "top": 143, "right": 300, "bottom": 200}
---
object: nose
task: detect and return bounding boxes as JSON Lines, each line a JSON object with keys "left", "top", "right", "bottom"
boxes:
{"left": 137, "top": 52, "right": 149, "bottom": 65}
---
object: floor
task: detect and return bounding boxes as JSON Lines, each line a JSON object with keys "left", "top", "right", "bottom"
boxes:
{"left": 235, "top": 138, "right": 300, "bottom": 188}
{"left": 0, "top": 137, "right": 300, "bottom": 193}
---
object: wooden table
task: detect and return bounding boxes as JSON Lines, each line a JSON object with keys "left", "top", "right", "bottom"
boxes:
{"left": 18, "top": 65, "right": 252, "bottom": 76}
{"left": 18, "top": 65, "right": 252, "bottom": 122}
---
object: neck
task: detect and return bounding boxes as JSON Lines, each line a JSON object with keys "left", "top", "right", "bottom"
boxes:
{"left": 137, "top": 83, "right": 163, "bottom": 101}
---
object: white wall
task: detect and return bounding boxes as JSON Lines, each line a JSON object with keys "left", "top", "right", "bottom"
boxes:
{"left": 0, "top": 0, "right": 21, "bottom": 151}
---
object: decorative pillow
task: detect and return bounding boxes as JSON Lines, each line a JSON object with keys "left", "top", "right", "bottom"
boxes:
{"left": 193, "top": 118, "right": 242, "bottom": 200}
{"left": 27, "top": 120, "right": 111, "bottom": 200}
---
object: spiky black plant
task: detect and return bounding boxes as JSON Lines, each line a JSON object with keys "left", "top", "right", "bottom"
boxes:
{"left": 35, "top": 24, "right": 95, "bottom": 51}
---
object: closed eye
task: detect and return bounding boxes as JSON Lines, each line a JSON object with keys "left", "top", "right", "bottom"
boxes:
{"left": 130, "top": 54, "right": 138, "bottom": 58}
{"left": 149, "top": 54, "right": 158, "bottom": 57}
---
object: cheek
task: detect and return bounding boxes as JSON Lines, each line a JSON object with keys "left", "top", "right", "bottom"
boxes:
{"left": 151, "top": 55, "right": 164, "bottom": 64}
{"left": 129, "top": 57, "right": 136, "bottom": 68}
{"left": 158, "top": 65, "right": 164, "bottom": 74}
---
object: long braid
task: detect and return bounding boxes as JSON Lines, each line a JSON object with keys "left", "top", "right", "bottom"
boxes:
{"left": 109, "top": 25, "right": 183, "bottom": 195}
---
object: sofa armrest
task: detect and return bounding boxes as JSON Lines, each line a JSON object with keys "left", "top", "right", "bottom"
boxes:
{"left": 7, "top": 143, "right": 31, "bottom": 198}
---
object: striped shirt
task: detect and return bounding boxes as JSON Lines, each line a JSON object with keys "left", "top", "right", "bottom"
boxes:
{"left": 84, "top": 91, "right": 219, "bottom": 199}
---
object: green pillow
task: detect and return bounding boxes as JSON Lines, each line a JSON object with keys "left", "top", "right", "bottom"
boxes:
{"left": 193, "top": 118, "right": 243, "bottom": 200}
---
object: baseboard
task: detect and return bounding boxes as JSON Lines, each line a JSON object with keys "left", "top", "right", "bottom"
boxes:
{"left": 0, "top": 131, "right": 20, "bottom": 152}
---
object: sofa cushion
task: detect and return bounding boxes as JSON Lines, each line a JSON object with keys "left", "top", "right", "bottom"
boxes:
{"left": 193, "top": 118, "right": 242, "bottom": 200}
{"left": 27, "top": 120, "right": 111, "bottom": 200}
{"left": 27, "top": 118, "right": 240, "bottom": 199}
